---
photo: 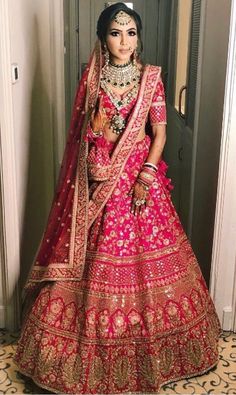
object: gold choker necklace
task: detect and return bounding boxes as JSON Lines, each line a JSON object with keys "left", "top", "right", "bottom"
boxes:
{"left": 101, "top": 61, "right": 141, "bottom": 88}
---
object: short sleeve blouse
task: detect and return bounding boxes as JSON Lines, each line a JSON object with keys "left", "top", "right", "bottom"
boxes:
{"left": 149, "top": 71, "right": 167, "bottom": 126}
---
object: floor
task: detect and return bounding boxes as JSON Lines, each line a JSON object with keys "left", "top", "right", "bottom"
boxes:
{"left": 0, "top": 330, "right": 235, "bottom": 394}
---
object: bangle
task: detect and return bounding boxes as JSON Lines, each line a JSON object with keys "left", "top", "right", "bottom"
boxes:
{"left": 141, "top": 167, "right": 157, "bottom": 178}
{"left": 136, "top": 179, "right": 150, "bottom": 190}
{"left": 144, "top": 162, "right": 158, "bottom": 172}
{"left": 138, "top": 169, "right": 156, "bottom": 187}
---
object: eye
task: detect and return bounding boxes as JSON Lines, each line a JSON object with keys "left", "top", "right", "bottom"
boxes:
{"left": 110, "top": 31, "right": 120, "bottom": 37}
{"left": 128, "top": 31, "right": 137, "bottom": 36}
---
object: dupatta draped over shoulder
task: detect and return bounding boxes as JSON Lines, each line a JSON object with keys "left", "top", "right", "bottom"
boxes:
{"left": 25, "top": 41, "right": 162, "bottom": 290}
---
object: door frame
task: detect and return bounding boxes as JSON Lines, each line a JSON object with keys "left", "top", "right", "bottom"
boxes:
{"left": 210, "top": 0, "right": 236, "bottom": 331}
{"left": 0, "top": 0, "right": 21, "bottom": 330}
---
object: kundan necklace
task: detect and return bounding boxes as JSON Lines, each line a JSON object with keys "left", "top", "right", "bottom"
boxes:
{"left": 101, "top": 60, "right": 141, "bottom": 88}
{"left": 101, "top": 61, "right": 141, "bottom": 134}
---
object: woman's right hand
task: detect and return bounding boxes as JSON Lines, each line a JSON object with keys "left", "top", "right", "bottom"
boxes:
{"left": 90, "top": 97, "right": 108, "bottom": 136}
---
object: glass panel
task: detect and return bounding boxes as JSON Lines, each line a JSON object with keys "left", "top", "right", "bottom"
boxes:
{"left": 175, "top": 0, "right": 192, "bottom": 116}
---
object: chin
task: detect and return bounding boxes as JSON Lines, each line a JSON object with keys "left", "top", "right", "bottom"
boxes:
{"left": 114, "top": 55, "right": 131, "bottom": 64}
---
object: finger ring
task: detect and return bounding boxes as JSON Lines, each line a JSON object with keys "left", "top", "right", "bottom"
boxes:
{"left": 135, "top": 199, "right": 145, "bottom": 206}
{"left": 92, "top": 130, "right": 103, "bottom": 137}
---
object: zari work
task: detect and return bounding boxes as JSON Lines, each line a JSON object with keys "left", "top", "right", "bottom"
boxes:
{"left": 14, "top": 40, "right": 221, "bottom": 394}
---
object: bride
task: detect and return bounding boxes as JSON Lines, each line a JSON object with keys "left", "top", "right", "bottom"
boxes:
{"left": 14, "top": 3, "right": 221, "bottom": 394}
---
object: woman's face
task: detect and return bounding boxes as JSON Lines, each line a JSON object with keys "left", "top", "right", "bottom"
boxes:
{"left": 106, "top": 14, "right": 138, "bottom": 65}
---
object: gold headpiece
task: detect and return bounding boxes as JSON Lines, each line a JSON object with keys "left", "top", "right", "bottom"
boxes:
{"left": 114, "top": 11, "right": 132, "bottom": 26}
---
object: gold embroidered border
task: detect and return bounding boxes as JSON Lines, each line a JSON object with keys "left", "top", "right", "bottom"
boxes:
{"left": 28, "top": 233, "right": 195, "bottom": 285}
{"left": 29, "top": 310, "right": 212, "bottom": 345}
{"left": 15, "top": 359, "right": 220, "bottom": 395}
{"left": 151, "top": 100, "right": 165, "bottom": 106}
{"left": 86, "top": 242, "right": 181, "bottom": 264}
{"left": 55, "top": 263, "right": 202, "bottom": 297}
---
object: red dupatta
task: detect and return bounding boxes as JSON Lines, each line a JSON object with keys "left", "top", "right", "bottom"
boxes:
{"left": 25, "top": 41, "right": 161, "bottom": 290}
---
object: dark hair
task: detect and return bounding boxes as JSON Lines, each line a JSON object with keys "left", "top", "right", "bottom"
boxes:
{"left": 97, "top": 2, "right": 143, "bottom": 51}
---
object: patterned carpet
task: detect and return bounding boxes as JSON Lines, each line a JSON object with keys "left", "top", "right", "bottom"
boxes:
{"left": 0, "top": 330, "right": 235, "bottom": 394}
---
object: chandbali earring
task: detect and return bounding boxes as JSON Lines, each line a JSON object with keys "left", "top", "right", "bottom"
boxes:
{"left": 103, "top": 43, "right": 110, "bottom": 67}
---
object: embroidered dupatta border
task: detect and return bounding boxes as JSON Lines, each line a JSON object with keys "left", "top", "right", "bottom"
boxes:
{"left": 68, "top": 41, "right": 103, "bottom": 279}
{"left": 25, "top": 43, "right": 103, "bottom": 286}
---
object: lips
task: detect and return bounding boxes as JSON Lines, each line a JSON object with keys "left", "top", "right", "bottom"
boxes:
{"left": 119, "top": 49, "right": 131, "bottom": 53}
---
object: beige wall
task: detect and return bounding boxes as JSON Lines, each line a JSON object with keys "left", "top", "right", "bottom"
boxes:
{"left": 8, "top": 0, "right": 55, "bottom": 289}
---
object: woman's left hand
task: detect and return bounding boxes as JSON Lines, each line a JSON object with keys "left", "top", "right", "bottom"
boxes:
{"left": 130, "top": 182, "right": 148, "bottom": 216}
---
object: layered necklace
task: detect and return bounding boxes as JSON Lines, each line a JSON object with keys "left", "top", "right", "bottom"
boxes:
{"left": 101, "top": 61, "right": 141, "bottom": 135}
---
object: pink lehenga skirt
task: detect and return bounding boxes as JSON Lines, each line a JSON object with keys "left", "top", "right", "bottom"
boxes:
{"left": 14, "top": 135, "right": 221, "bottom": 394}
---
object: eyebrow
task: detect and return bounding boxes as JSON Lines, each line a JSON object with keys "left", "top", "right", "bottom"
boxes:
{"left": 109, "top": 27, "right": 137, "bottom": 32}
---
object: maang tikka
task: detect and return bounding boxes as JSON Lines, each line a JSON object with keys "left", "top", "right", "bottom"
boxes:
{"left": 114, "top": 11, "right": 132, "bottom": 26}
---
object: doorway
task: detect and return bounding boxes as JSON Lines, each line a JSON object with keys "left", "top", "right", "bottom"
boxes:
{"left": 164, "top": 0, "right": 201, "bottom": 236}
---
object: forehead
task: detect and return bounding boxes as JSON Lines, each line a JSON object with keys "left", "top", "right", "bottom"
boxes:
{"left": 109, "top": 14, "right": 137, "bottom": 30}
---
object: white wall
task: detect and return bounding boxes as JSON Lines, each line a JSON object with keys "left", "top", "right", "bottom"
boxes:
{"left": 8, "top": 0, "right": 56, "bottom": 291}
{"left": 9, "top": 0, "right": 54, "bottom": 235}
{"left": 0, "top": 0, "right": 65, "bottom": 329}
{"left": 210, "top": 0, "right": 236, "bottom": 331}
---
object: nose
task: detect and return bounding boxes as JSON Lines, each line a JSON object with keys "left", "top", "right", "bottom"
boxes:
{"left": 120, "top": 33, "right": 128, "bottom": 46}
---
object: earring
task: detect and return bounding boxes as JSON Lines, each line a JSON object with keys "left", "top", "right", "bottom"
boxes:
{"left": 103, "top": 43, "right": 110, "bottom": 67}
{"left": 132, "top": 48, "right": 138, "bottom": 66}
